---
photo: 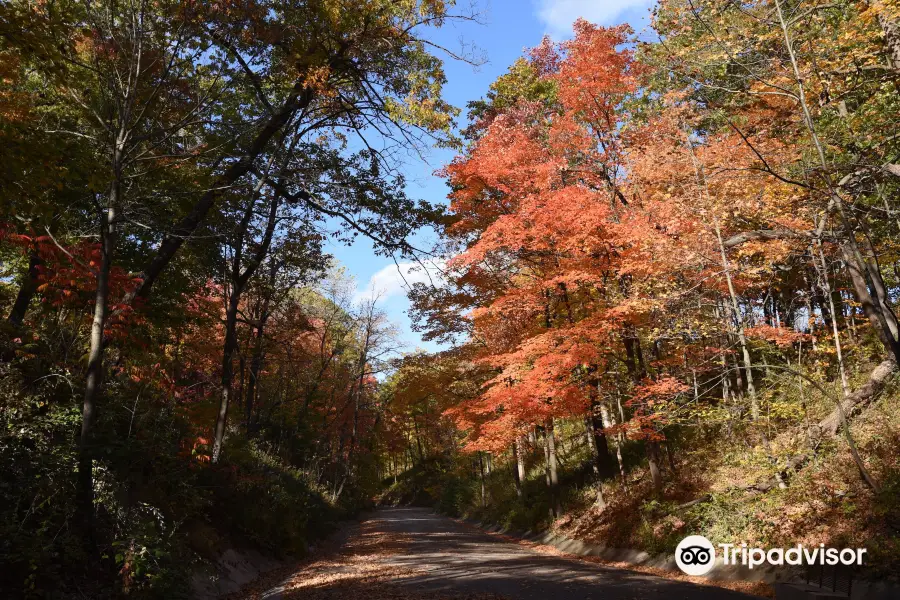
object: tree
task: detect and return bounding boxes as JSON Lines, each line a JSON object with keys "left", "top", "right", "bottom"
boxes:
{"left": 1, "top": 0, "right": 469, "bottom": 557}
{"left": 425, "top": 21, "right": 677, "bottom": 507}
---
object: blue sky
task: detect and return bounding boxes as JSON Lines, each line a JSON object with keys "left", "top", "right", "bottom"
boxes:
{"left": 330, "top": 0, "right": 656, "bottom": 353}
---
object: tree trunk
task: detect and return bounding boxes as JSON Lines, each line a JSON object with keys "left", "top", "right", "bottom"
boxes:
{"left": 244, "top": 340, "right": 260, "bottom": 434}
{"left": 623, "top": 328, "right": 646, "bottom": 381}
{"left": 665, "top": 439, "right": 678, "bottom": 474}
{"left": 512, "top": 438, "right": 525, "bottom": 499}
{"left": 875, "top": 3, "right": 900, "bottom": 69}
{"left": 604, "top": 389, "right": 628, "bottom": 488}
{"left": 413, "top": 416, "right": 424, "bottom": 462}
{"left": 541, "top": 427, "right": 552, "bottom": 488}
{"left": 479, "top": 452, "right": 486, "bottom": 508}
{"left": 647, "top": 440, "right": 663, "bottom": 496}
{"left": 714, "top": 219, "right": 786, "bottom": 483}
{"left": 210, "top": 174, "right": 281, "bottom": 461}
{"left": 589, "top": 398, "right": 616, "bottom": 477}
{"left": 212, "top": 290, "right": 241, "bottom": 463}
{"left": 237, "top": 355, "right": 246, "bottom": 414}
{"left": 7, "top": 249, "right": 42, "bottom": 328}
{"left": 713, "top": 216, "right": 761, "bottom": 421}
{"left": 246, "top": 261, "right": 279, "bottom": 434}
{"left": 545, "top": 417, "right": 561, "bottom": 517}
{"left": 815, "top": 243, "right": 881, "bottom": 491}
{"left": 78, "top": 178, "right": 119, "bottom": 551}
{"left": 840, "top": 242, "right": 900, "bottom": 362}
{"left": 721, "top": 348, "right": 734, "bottom": 439}
{"left": 584, "top": 417, "right": 607, "bottom": 509}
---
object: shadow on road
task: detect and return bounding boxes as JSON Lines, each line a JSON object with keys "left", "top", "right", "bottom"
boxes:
{"left": 377, "top": 507, "right": 760, "bottom": 600}
{"left": 249, "top": 507, "right": 763, "bottom": 600}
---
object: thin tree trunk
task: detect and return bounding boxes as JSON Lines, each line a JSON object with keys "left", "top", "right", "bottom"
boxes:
{"left": 479, "top": 452, "right": 486, "bottom": 508}
{"left": 246, "top": 268, "right": 276, "bottom": 435}
{"left": 815, "top": 243, "right": 880, "bottom": 491}
{"left": 545, "top": 417, "right": 561, "bottom": 517}
{"left": 512, "top": 438, "right": 525, "bottom": 499}
{"left": 604, "top": 390, "right": 628, "bottom": 489}
{"left": 796, "top": 339, "right": 816, "bottom": 457}
{"left": 245, "top": 336, "right": 262, "bottom": 434}
{"left": 212, "top": 291, "right": 241, "bottom": 463}
{"left": 875, "top": 2, "right": 900, "bottom": 69}
{"left": 584, "top": 416, "right": 607, "bottom": 509}
{"left": 541, "top": 427, "right": 552, "bottom": 488}
{"left": 413, "top": 416, "right": 424, "bottom": 462}
{"left": 692, "top": 368, "right": 706, "bottom": 438}
{"left": 237, "top": 354, "right": 246, "bottom": 414}
{"left": 665, "top": 439, "right": 678, "bottom": 474}
{"left": 713, "top": 216, "right": 761, "bottom": 422}
{"left": 210, "top": 171, "right": 281, "bottom": 462}
{"left": 589, "top": 397, "right": 616, "bottom": 476}
{"left": 78, "top": 176, "right": 119, "bottom": 550}
{"left": 715, "top": 221, "right": 786, "bottom": 483}
{"left": 722, "top": 349, "right": 734, "bottom": 440}
{"left": 840, "top": 242, "right": 900, "bottom": 361}
{"left": 7, "top": 249, "right": 42, "bottom": 328}
{"left": 647, "top": 440, "right": 663, "bottom": 496}
{"left": 683, "top": 129, "right": 762, "bottom": 428}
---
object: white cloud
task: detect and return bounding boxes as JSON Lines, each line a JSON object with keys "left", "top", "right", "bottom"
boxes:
{"left": 534, "top": 0, "right": 653, "bottom": 38}
{"left": 354, "top": 259, "right": 447, "bottom": 305}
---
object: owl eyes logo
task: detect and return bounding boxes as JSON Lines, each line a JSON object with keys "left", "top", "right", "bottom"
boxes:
{"left": 680, "top": 546, "right": 712, "bottom": 565}
{"left": 675, "top": 535, "right": 716, "bottom": 576}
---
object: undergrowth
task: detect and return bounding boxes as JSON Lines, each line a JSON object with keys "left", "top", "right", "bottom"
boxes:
{"left": 385, "top": 364, "right": 900, "bottom": 581}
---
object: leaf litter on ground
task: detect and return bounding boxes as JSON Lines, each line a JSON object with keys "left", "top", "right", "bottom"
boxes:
{"left": 230, "top": 515, "right": 506, "bottom": 600}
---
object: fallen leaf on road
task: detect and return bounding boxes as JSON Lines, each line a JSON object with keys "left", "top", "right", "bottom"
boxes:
{"left": 231, "top": 517, "right": 507, "bottom": 600}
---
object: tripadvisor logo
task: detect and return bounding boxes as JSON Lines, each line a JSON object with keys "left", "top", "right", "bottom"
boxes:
{"left": 676, "top": 535, "right": 716, "bottom": 576}
{"left": 675, "top": 535, "right": 868, "bottom": 576}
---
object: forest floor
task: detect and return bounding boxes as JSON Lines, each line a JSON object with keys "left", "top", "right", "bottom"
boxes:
{"left": 233, "top": 507, "right": 764, "bottom": 600}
